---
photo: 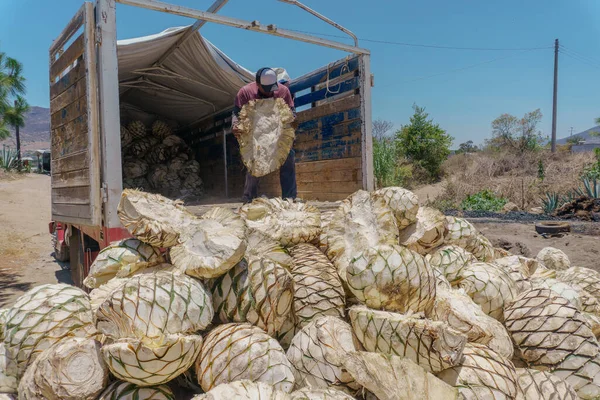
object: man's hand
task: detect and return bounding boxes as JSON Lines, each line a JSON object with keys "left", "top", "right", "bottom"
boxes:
{"left": 232, "top": 123, "right": 242, "bottom": 139}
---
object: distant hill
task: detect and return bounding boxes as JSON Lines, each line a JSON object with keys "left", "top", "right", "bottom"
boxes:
{"left": 556, "top": 126, "right": 600, "bottom": 145}
{"left": 0, "top": 106, "right": 50, "bottom": 155}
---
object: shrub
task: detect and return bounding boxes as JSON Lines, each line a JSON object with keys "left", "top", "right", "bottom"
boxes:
{"left": 460, "top": 190, "right": 508, "bottom": 212}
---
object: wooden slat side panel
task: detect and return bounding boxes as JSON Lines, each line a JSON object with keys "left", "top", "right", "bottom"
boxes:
{"left": 50, "top": 96, "right": 87, "bottom": 129}
{"left": 51, "top": 113, "right": 88, "bottom": 158}
{"left": 50, "top": 61, "right": 85, "bottom": 100}
{"left": 290, "top": 56, "right": 359, "bottom": 94}
{"left": 294, "top": 76, "right": 360, "bottom": 108}
{"left": 52, "top": 168, "right": 90, "bottom": 189}
{"left": 51, "top": 151, "right": 89, "bottom": 174}
{"left": 296, "top": 95, "right": 360, "bottom": 124}
{"left": 52, "top": 203, "right": 92, "bottom": 220}
{"left": 52, "top": 186, "right": 91, "bottom": 205}
{"left": 50, "top": 34, "right": 85, "bottom": 81}
{"left": 50, "top": 77, "right": 87, "bottom": 112}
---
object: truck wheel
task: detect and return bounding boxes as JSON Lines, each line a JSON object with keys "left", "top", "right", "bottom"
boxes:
{"left": 52, "top": 231, "right": 70, "bottom": 262}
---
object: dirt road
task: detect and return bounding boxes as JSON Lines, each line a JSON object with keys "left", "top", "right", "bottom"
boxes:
{"left": 0, "top": 173, "right": 70, "bottom": 307}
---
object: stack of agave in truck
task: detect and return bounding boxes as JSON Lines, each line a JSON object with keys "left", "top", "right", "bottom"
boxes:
{"left": 3, "top": 100, "right": 600, "bottom": 399}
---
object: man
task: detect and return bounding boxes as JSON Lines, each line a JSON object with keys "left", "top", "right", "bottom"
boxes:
{"left": 232, "top": 67, "right": 297, "bottom": 204}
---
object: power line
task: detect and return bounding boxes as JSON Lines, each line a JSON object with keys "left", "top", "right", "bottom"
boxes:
{"left": 286, "top": 28, "right": 552, "bottom": 51}
{"left": 560, "top": 47, "right": 600, "bottom": 70}
{"left": 402, "top": 48, "right": 546, "bottom": 83}
{"left": 560, "top": 45, "right": 600, "bottom": 67}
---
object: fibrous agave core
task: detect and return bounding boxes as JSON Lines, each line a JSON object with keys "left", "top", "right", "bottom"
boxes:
{"left": 325, "top": 190, "right": 399, "bottom": 283}
{"left": 426, "top": 245, "right": 477, "bottom": 283}
{"left": 371, "top": 186, "right": 419, "bottom": 230}
{"left": 286, "top": 316, "right": 360, "bottom": 395}
{"left": 237, "top": 97, "right": 295, "bottom": 177}
{"left": 117, "top": 189, "right": 195, "bottom": 248}
{"left": 196, "top": 323, "right": 295, "bottom": 393}
{"left": 83, "top": 238, "right": 164, "bottom": 289}
{"left": 437, "top": 342, "right": 519, "bottom": 400}
{"left": 170, "top": 207, "right": 247, "bottom": 279}
{"left": 97, "top": 381, "right": 175, "bottom": 400}
{"left": 346, "top": 244, "right": 437, "bottom": 314}
{"left": 290, "top": 388, "right": 355, "bottom": 400}
{"left": 192, "top": 380, "right": 290, "bottom": 400}
{"left": 349, "top": 305, "right": 467, "bottom": 373}
{"left": 443, "top": 216, "right": 478, "bottom": 248}
{"left": 516, "top": 368, "right": 578, "bottom": 400}
{"left": 240, "top": 198, "right": 321, "bottom": 246}
{"left": 17, "top": 337, "right": 108, "bottom": 400}
{"left": 398, "top": 207, "right": 446, "bottom": 255}
{"left": 537, "top": 247, "right": 571, "bottom": 271}
{"left": 2, "top": 284, "right": 97, "bottom": 380}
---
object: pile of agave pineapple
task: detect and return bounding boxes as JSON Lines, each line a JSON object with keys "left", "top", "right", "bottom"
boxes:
{"left": 121, "top": 120, "right": 203, "bottom": 199}
{"left": 2, "top": 187, "right": 600, "bottom": 400}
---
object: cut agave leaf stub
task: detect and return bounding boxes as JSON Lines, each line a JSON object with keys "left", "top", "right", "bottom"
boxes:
{"left": 98, "top": 381, "right": 175, "bottom": 400}
{"left": 237, "top": 98, "right": 295, "bottom": 177}
{"left": 170, "top": 207, "right": 247, "bottom": 279}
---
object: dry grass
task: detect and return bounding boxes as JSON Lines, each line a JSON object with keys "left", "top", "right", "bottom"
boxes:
{"left": 0, "top": 170, "right": 24, "bottom": 182}
{"left": 433, "top": 150, "right": 595, "bottom": 210}
{"left": 0, "top": 232, "right": 28, "bottom": 259}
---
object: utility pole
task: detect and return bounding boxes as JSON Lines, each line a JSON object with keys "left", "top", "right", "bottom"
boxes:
{"left": 14, "top": 99, "right": 22, "bottom": 171}
{"left": 551, "top": 38, "right": 559, "bottom": 153}
{"left": 570, "top": 127, "right": 574, "bottom": 136}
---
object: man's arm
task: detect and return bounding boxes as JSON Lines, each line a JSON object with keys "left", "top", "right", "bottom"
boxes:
{"left": 231, "top": 88, "right": 247, "bottom": 137}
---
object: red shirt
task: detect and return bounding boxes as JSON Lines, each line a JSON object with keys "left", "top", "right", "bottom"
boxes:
{"left": 232, "top": 82, "right": 296, "bottom": 125}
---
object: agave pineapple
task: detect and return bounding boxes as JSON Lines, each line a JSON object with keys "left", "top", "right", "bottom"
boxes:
{"left": 289, "top": 243, "right": 345, "bottom": 327}
{"left": 430, "top": 287, "right": 514, "bottom": 359}
{"left": 240, "top": 198, "right": 321, "bottom": 246}
{"left": 210, "top": 233, "right": 293, "bottom": 337}
{"left": 372, "top": 186, "right": 419, "bottom": 230}
{"left": 286, "top": 316, "right": 360, "bottom": 395}
{"left": 426, "top": 245, "right": 477, "bottom": 283}
{"left": 0, "top": 309, "right": 6, "bottom": 340}
{"left": 349, "top": 305, "right": 466, "bottom": 373}
{"left": 326, "top": 190, "right": 399, "bottom": 283}
{"left": 340, "top": 351, "right": 459, "bottom": 400}
{"left": 83, "top": 239, "right": 164, "bottom": 289}
{"left": 145, "top": 144, "right": 170, "bottom": 164}
{"left": 98, "top": 381, "right": 175, "bottom": 400}
{"left": 18, "top": 337, "right": 108, "bottom": 400}
{"left": 128, "top": 137, "right": 159, "bottom": 158}
{"left": 151, "top": 120, "right": 173, "bottom": 139}
{"left": 237, "top": 98, "right": 295, "bottom": 177}
{"left": 464, "top": 233, "right": 496, "bottom": 262}
{"left": 516, "top": 368, "right": 578, "bottom": 400}
{"left": 450, "top": 261, "right": 518, "bottom": 321}
{"left": 504, "top": 288, "right": 600, "bottom": 398}
{"left": 117, "top": 189, "right": 195, "bottom": 248}
{"left": 192, "top": 380, "right": 290, "bottom": 400}
{"left": 558, "top": 267, "right": 600, "bottom": 302}
{"left": 437, "top": 343, "right": 519, "bottom": 400}
{"left": 122, "top": 158, "right": 149, "bottom": 179}
{"left": 2, "top": 284, "right": 97, "bottom": 380}
{"left": 290, "top": 388, "right": 355, "bottom": 400}
{"left": 121, "top": 125, "right": 133, "bottom": 148}
{"left": 346, "top": 244, "right": 437, "bottom": 314}
{"left": 493, "top": 255, "right": 536, "bottom": 294}
{"left": 170, "top": 207, "right": 246, "bottom": 279}
{"left": 0, "top": 344, "right": 16, "bottom": 394}
{"left": 128, "top": 121, "right": 147, "bottom": 139}
{"left": 537, "top": 247, "right": 571, "bottom": 271}
{"left": 196, "top": 323, "right": 295, "bottom": 393}
{"left": 443, "top": 216, "right": 478, "bottom": 248}
{"left": 398, "top": 207, "right": 446, "bottom": 255}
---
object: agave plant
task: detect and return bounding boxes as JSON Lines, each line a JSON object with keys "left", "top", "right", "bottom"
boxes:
{"left": 541, "top": 192, "right": 561, "bottom": 214}
{"left": 0, "top": 146, "right": 17, "bottom": 171}
{"left": 582, "top": 176, "right": 600, "bottom": 199}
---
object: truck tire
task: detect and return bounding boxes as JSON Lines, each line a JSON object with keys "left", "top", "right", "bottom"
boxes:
{"left": 535, "top": 221, "right": 571, "bottom": 235}
{"left": 52, "top": 231, "right": 70, "bottom": 262}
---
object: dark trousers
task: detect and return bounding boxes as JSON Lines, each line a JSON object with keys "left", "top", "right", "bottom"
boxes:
{"left": 242, "top": 149, "right": 297, "bottom": 203}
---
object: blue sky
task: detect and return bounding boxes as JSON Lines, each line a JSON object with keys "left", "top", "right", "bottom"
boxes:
{"left": 1, "top": 0, "right": 599, "bottom": 146}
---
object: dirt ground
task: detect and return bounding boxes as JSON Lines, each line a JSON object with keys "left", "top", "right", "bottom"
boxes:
{"left": 0, "top": 173, "right": 70, "bottom": 308}
{"left": 0, "top": 174, "right": 598, "bottom": 309}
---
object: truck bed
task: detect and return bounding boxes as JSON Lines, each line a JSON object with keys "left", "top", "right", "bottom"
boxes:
{"left": 185, "top": 199, "right": 342, "bottom": 216}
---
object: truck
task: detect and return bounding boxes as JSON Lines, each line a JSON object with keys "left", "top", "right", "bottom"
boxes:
{"left": 48, "top": 0, "right": 374, "bottom": 288}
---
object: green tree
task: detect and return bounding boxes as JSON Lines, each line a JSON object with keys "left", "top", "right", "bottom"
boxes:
{"left": 3, "top": 96, "right": 30, "bottom": 168}
{"left": 0, "top": 52, "right": 27, "bottom": 140}
{"left": 456, "top": 140, "right": 479, "bottom": 154}
{"left": 395, "top": 105, "right": 453, "bottom": 180}
{"left": 488, "top": 109, "right": 544, "bottom": 153}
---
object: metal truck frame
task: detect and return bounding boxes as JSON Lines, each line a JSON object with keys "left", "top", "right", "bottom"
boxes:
{"left": 49, "top": 0, "right": 373, "bottom": 287}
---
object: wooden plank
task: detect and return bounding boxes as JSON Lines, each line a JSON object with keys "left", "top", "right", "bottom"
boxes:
{"left": 314, "top": 70, "right": 358, "bottom": 92}
{"left": 359, "top": 54, "right": 375, "bottom": 191}
{"left": 295, "top": 157, "right": 361, "bottom": 173}
{"left": 52, "top": 186, "right": 91, "bottom": 205}
{"left": 50, "top": 77, "right": 87, "bottom": 111}
{"left": 296, "top": 95, "right": 360, "bottom": 124}
{"left": 297, "top": 117, "right": 362, "bottom": 144}
{"left": 50, "top": 4, "right": 85, "bottom": 57}
{"left": 296, "top": 143, "right": 361, "bottom": 163}
{"left": 51, "top": 150, "right": 89, "bottom": 174}
{"left": 51, "top": 113, "right": 88, "bottom": 157}
{"left": 295, "top": 76, "right": 360, "bottom": 108}
{"left": 52, "top": 168, "right": 90, "bottom": 189}
{"left": 290, "top": 56, "right": 359, "bottom": 94}
{"left": 50, "top": 34, "right": 85, "bottom": 81}
{"left": 50, "top": 61, "right": 85, "bottom": 100}
{"left": 296, "top": 168, "right": 361, "bottom": 183}
{"left": 52, "top": 203, "right": 92, "bottom": 220}
{"left": 50, "top": 96, "right": 87, "bottom": 129}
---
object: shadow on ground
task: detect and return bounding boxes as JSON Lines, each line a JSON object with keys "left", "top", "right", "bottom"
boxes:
{"left": 53, "top": 257, "right": 73, "bottom": 285}
{"left": 0, "top": 268, "right": 33, "bottom": 306}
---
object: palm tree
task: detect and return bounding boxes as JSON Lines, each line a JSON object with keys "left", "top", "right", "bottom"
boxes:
{"left": 0, "top": 52, "right": 26, "bottom": 140}
{"left": 3, "top": 96, "right": 30, "bottom": 169}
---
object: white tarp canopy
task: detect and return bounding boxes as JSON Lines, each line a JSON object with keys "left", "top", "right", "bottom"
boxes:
{"left": 117, "top": 26, "right": 254, "bottom": 128}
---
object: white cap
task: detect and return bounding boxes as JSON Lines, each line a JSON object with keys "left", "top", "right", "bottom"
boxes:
{"left": 274, "top": 67, "right": 291, "bottom": 84}
{"left": 257, "top": 68, "right": 278, "bottom": 92}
